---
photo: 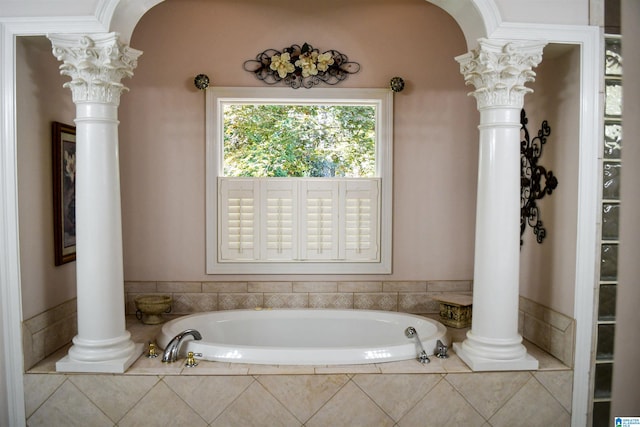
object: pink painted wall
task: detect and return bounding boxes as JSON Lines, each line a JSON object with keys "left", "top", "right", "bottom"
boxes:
{"left": 16, "top": 37, "right": 76, "bottom": 320}
{"left": 120, "top": 0, "right": 478, "bottom": 281}
{"left": 519, "top": 45, "right": 581, "bottom": 316}
{"left": 15, "top": 0, "right": 583, "bottom": 320}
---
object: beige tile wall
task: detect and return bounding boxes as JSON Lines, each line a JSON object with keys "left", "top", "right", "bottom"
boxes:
{"left": 24, "top": 291, "right": 575, "bottom": 425}
{"left": 22, "top": 299, "right": 77, "bottom": 370}
{"left": 519, "top": 296, "right": 575, "bottom": 367}
{"left": 21, "top": 282, "right": 576, "bottom": 370}
{"left": 24, "top": 367, "right": 573, "bottom": 426}
{"left": 124, "top": 280, "right": 472, "bottom": 315}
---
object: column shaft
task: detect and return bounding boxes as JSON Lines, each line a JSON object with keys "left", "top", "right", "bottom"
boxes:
{"left": 49, "top": 33, "right": 143, "bottom": 373}
{"left": 453, "top": 39, "right": 545, "bottom": 371}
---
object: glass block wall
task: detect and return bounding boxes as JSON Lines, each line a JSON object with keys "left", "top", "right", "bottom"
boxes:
{"left": 592, "top": 34, "right": 622, "bottom": 427}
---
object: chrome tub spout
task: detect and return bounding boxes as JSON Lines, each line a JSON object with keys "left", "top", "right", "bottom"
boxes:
{"left": 162, "top": 329, "right": 202, "bottom": 363}
{"left": 405, "top": 326, "right": 430, "bottom": 364}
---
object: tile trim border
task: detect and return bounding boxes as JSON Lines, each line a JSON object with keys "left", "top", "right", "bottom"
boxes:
{"left": 519, "top": 296, "right": 575, "bottom": 367}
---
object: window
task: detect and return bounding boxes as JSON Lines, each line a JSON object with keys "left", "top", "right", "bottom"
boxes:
{"left": 206, "top": 87, "right": 392, "bottom": 274}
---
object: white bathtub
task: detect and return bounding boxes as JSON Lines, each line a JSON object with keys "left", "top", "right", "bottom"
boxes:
{"left": 157, "top": 309, "right": 448, "bottom": 365}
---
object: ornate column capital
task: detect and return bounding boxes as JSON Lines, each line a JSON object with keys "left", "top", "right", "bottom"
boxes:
{"left": 48, "top": 33, "right": 142, "bottom": 105}
{"left": 456, "top": 38, "right": 546, "bottom": 110}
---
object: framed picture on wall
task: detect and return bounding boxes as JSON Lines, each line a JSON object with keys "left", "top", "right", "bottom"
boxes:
{"left": 52, "top": 121, "right": 76, "bottom": 265}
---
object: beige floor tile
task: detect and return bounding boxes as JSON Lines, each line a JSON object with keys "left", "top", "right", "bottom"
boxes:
{"left": 534, "top": 370, "right": 573, "bottom": 412}
{"left": 210, "top": 381, "right": 300, "bottom": 427}
{"left": 27, "top": 380, "right": 113, "bottom": 427}
{"left": 69, "top": 374, "right": 160, "bottom": 423}
{"left": 445, "top": 371, "right": 531, "bottom": 419}
{"left": 126, "top": 353, "right": 183, "bottom": 375}
{"left": 377, "top": 359, "right": 447, "bottom": 374}
{"left": 180, "top": 360, "right": 250, "bottom": 375}
{"left": 443, "top": 353, "right": 473, "bottom": 372}
{"left": 257, "top": 374, "right": 349, "bottom": 423}
{"left": 164, "top": 375, "right": 254, "bottom": 423}
{"left": 306, "top": 381, "right": 395, "bottom": 427}
{"left": 27, "top": 346, "right": 69, "bottom": 373}
{"left": 489, "top": 377, "right": 571, "bottom": 426}
{"left": 353, "top": 373, "right": 442, "bottom": 422}
{"left": 398, "top": 378, "right": 485, "bottom": 426}
{"left": 118, "top": 381, "right": 207, "bottom": 427}
{"left": 314, "top": 364, "right": 381, "bottom": 374}
{"left": 23, "top": 373, "right": 66, "bottom": 418}
{"left": 524, "top": 340, "right": 570, "bottom": 370}
{"left": 248, "top": 364, "right": 315, "bottom": 375}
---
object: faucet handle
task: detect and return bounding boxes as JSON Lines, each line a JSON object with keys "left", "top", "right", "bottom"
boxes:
{"left": 185, "top": 351, "right": 201, "bottom": 368}
{"left": 146, "top": 342, "right": 159, "bottom": 358}
{"left": 435, "top": 340, "right": 449, "bottom": 359}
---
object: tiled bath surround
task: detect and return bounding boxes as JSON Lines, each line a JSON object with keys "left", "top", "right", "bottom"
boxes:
{"left": 24, "top": 319, "right": 573, "bottom": 426}
{"left": 519, "top": 296, "right": 576, "bottom": 367}
{"left": 22, "top": 284, "right": 576, "bottom": 425}
{"left": 22, "top": 281, "right": 576, "bottom": 371}
{"left": 22, "top": 299, "right": 77, "bottom": 370}
{"left": 123, "top": 280, "right": 475, "bottom": 316}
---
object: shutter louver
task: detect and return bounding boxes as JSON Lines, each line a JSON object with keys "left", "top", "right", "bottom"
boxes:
{"left": 218, "top": 178, "right": 380, "bottom": 263}
{"left": 343, "top": 179, "right": 380, "bottom": 261}
{"left": 263, "top": 180, "right": 297, "bottom": 260}
{"left": 301, "top": 181, "right": 339, "bottom": 260}
{"left": 219, "top": 179, "right": 259, "bottom": 260}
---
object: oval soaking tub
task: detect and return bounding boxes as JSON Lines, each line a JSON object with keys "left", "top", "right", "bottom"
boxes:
{"left": 157, "top": 309, "right": 448, "bottom": 365}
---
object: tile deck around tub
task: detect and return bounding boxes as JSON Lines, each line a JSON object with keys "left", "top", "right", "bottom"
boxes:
{"left": 28, "top": 315, "right": 569, "bottom": 376}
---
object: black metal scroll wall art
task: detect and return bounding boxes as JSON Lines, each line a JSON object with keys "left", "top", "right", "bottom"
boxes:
{"left": 520, "top": 109, "right": 558, "bottom": 246}
{"left": 243, "top": 43, "right": 360, "bottom": 89}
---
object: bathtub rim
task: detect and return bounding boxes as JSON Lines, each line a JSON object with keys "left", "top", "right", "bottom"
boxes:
{"left": 157, "top": 308, "right": 449, "bottom": 366}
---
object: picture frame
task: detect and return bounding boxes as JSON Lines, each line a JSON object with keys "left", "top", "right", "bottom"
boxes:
{"left": 52, "top": 121, "right": 77, "bottom": 265}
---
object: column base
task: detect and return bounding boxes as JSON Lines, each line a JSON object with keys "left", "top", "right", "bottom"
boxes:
{"left": 56, "top": 343, "right": 144, "bottom": 373}
{"left": 453, "top": 330, "right": 539, "bottom": 371}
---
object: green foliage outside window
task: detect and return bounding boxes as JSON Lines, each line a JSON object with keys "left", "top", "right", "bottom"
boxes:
{"left": 223, "top": 104, "right": 376, "bottom": 177}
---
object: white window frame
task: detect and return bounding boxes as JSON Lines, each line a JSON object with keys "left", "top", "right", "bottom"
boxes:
{"left": 206, "top": 87, "right": 393, "bottom": 274}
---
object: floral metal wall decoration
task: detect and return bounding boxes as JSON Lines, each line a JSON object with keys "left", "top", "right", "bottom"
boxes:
{"left": 520, "top": 109, "right": 558, "bottom": 246}
{"left": 243, "top": 43, "right": 360, "bottom": 89}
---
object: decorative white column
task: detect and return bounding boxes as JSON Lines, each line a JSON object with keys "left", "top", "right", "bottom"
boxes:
{"left": 49, "top": 33, "right": 143, "bottom": 373}
{"left": 453, "top": 39, "right": 545, "bottom": 371}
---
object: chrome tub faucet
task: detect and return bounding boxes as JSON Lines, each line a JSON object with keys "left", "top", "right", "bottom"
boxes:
{"left": 405, "top": 326, "right": 430, "bottom": 364}
{"left": 162, "top": 329, "right": 202, "bottom": 363}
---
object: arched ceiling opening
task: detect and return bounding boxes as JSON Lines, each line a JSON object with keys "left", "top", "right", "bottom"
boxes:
{"left": 109, "top": 0, "right": 500, "bottom": 49}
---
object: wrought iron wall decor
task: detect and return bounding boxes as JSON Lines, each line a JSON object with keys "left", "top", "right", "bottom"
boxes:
{"left": 243, "top": 43, "right": 360, "bottom": 89}
{"left": 520, "top": 109, "right": 558, "bottom": 246}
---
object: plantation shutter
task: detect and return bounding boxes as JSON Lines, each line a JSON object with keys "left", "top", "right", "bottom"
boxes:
{"left": 341, "top": 179, "right": 380, "bottom": 261}
{"left": 300, "top": 180, "right": 340, "bottom": 260}
{"left": 262, "top": 180, "right": 297, "bottom": 260}
{"left": 218, "top": 177, "right": 380, "bottom": 263}
{"left": 219, "top": 178, "right": 259, "bottom": 260}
